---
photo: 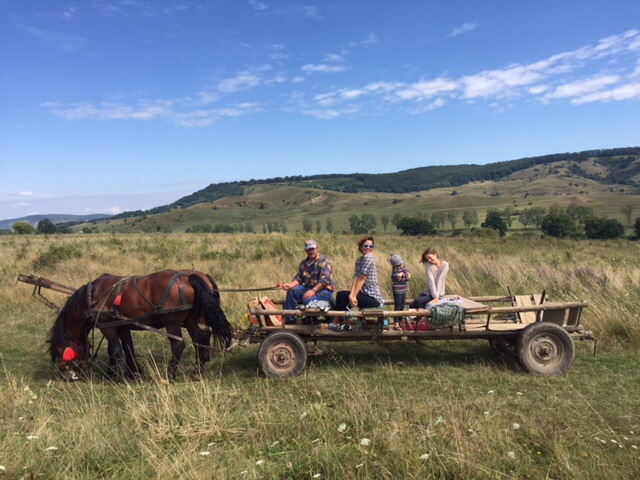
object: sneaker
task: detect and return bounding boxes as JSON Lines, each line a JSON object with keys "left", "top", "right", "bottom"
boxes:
{"left": 328, "top": 323, "right": 349, "bottom": 331}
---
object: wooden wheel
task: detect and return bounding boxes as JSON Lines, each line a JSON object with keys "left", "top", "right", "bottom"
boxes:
{"left": 515, "top": 322, "right": 574, "bottom": 375}
{"left": 258, "top": 331, "right": 307, "bottom": 378}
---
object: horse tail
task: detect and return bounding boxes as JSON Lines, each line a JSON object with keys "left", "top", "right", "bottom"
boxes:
{"left": 189, "top": 274, "right": 233, "bottom": 348}
{"left": 47, "top": 283, "right": 89, "bottom": 362}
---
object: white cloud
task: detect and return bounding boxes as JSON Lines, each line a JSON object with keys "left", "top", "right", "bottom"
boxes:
{"left": 544, "top": 75, "right": 620, "bottom": 100}
{"left": 396, "top": 78, "right": 458, "bottom": 100}
{"left": 20, "top": 191, "right": 33, "bottom": 197}
{"left": 570, "top": 82, "right": 640, "bottom": 104}
{"left": 301, "top": 64, "right": 347, "bottom": 73}
{"left": 249, "top": 0, "right": 269, "bottom": 11}
{"left": 20, "top": 25, "right": 85, "bottom": 52}
{"left": 217, "top": 73, "right": 262, "bottom": 93}
{"left": 448, "top": 22, "right": 479, "bottom": 38}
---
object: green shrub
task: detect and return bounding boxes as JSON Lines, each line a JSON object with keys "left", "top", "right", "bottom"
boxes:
{"left": 31, "top": 244, "right": 82, "bottom": 270}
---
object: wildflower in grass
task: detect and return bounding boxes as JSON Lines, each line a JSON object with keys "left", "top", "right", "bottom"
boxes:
{"left": 355, "top": 463, "right": 364, "bottom": 468}
{"left": 611, "top": 439, "right": 617, "bottom": 444}
{"left": 207, "top": 442, "right": 216, "bottom": 446}
{"left": 312, "top": 438, "right": 320, "bottom": 443}
{"left": 512, "top": 423, "right": 520, "bottom": 430}
{"left": 507, "top": 451, "right": 516, "bottom": 460}
{"left": 271, "top": 440, "right": 280, "bottom": 447}
{"left": 434, "top": 416, "right": 442, "bottom": 425}
{"left": 338, "top": 423, "right": 347, "bottom": 433}
{"left": 484, "top": 411, "right": 489, "bottom": 416}
{"left": 487, "top": 390, "right": 494, "bottom": 394}
{"left": 360, "top": 438, "right": 371, "bottom": 446}
{"left": 300, "top": 411, "right": 308, "bottom": 419}
{"left": 199, "top": 451, "right": 210, "bottom": 456}
{"left": 0, "top": 466, "right": 5, "bottom": 472}
{"left": 255, "top": 459, "right": 265, "bottom": 466}
{"left": 26, "top": 435, "right": 39, "bottom": 441}
{"left": 632, "top": 445, "right": 637, "bottom": 450}
{"left": 313, "top": 474, "right": 321, "bottom": 478}
{"left": 45, "top": 446, "right": 58, "bottom": 451}
{"left": 420, "top": 453, "right": 430, "bottom": 460}
{"left": 516, "top": 392, "right": 523, "bottom": 396}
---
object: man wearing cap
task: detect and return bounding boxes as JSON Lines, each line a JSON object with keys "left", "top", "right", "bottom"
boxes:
{"left": 282, "top": 239, "right": 335, "bottom": 324}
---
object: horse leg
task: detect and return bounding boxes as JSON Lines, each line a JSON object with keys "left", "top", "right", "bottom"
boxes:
{"left": 166, "top": 325, "right": 186, "bottom": 380}
{"left": 118, "top": 327, "right": 144, "bottom": 378}
{"left": 186, "top": 320, "right": 210, "bottom": 381}
{"left": 103, "top": 328, "right": 134, "bottom": 380}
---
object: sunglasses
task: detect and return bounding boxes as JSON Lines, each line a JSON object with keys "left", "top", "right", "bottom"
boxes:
{"left": 362, "top": 244, "right": 374, "bottom": 248}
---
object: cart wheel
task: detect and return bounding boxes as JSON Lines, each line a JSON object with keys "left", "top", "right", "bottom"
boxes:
{"left": 515, "top": 322, "right": 574, "bottom": 375}
{"left": 258, "top": 331, "right": 307, "bottom": 378}
{"left": 488, "top": 338, "right": 515, "bottom": 356}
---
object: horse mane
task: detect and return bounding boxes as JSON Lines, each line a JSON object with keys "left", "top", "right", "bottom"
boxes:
{"left": 190, "top": 274, "right": 232, "bottom": 348}
{"left": 47, "top": 283, "right": 89, "bottom": 362}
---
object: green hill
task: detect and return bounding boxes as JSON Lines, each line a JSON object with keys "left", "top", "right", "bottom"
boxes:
{"left": 91, "top": 147, "right": 640, "bottom": 234}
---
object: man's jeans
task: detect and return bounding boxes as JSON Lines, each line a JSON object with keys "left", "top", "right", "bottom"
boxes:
{"left": 284, "top": 285, "right": 333, "bottom": 324}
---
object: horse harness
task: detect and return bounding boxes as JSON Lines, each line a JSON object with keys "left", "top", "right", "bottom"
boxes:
{"left": 85, "top": 272, "right": 196, "bottom": 343}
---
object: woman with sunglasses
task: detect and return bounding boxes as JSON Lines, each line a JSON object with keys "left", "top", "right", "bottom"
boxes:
{"left": 330, "top": 235, "right": 384, "bottom": 330}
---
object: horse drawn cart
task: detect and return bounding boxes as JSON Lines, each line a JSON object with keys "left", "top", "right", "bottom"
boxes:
{"left": 18, "top": 273, "right": 594, "bottom": 380}
{"left": 244, "top": 293, "right": 595, "bottom": 378}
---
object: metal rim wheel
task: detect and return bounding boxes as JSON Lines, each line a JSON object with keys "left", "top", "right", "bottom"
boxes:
{"left": 258, "top": 331, "right": 308, "bottom": 378}
{"left": 515, "top": 322, "right": 575, "bottom": 375}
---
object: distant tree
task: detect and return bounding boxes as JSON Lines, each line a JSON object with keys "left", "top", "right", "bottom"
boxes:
{"left": 431, "top": 211, "right": 446, "bottom": 229}
{"left": 263, "top": 225, "right": 267, "bottom": 234}
{"left": 37, "top": 218, "right": 57, "bottom": 234}
{"left": 315, "top": 220, "right": 322, "bottom": 234}
{"left": 325, "top": 218, "right": 333, "bottom": 233}
{"left": 462, "top": 209, "right": 478, "bottom": 229}
{"left": 566, "top": 202, "right": 594, "bottom": 226}
{"left": 280, "top": 222, "right": 288, "bottom": 234}
{"left": 530, "top": 207, "right": 546, "bottom": 229}
{"left": 56, "top": 225, "right": 72, "bottom": 234}
{"left": 446, "top": 210, "right": 458, "bottom": 230}
{"left": 349, "top": 213, "right": 377, "bottom": 234}
{"left": 481, "top": 210, "right": 508, "bottom": 237}
{"left": 502, "top": 207, "right": 514, "bottom": 228}
{"left": 391, "top": 213, "right": 403, "bottom": 229}
{"left": 635, "top": 217, "right": 640, "bottom": 239}
{"left": 396, "top": 217, "right": 436, "bottom": 236}
{"left": 302, "top": 218, "right": 313, "bottom": 233}
{"left": 621, "top": 203, "right": 635, "bottom": 227}
{"left": 380, "top": 215, "right": 390, "bottom": 232}
{"left": 584, "top": 217, "right": 625, "bottom": 239}
{"left": 541, "top": 212, "right": 576, "bottom": 238}
{"left": 12, "top": 222, "right": 36, "bottom": 235}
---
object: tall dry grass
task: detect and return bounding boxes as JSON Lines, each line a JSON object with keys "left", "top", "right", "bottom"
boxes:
{"left": 0, "top": 233, "right": 639, "bottom": 479}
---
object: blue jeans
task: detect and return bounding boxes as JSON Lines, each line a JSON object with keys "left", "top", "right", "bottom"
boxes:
{"left": 284, "top": 285, "right": 333, "bottom": 324}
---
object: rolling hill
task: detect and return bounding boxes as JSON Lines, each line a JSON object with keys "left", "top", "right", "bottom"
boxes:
{"left": 89, "top": 147, "right": 640, "bottom": 234}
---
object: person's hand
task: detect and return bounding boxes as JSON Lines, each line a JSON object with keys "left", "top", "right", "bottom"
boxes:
{"left": 349, "top": 294, "right": 358, "bottom": 306}
{"left": 282, "top": 282, "right": 293, "bottom": 291}
{"left": 303, "top": 289, "right": 316, "bottom": 300}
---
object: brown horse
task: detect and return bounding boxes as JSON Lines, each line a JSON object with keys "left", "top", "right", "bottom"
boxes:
{"left": 48, "top": 270, "right": 232, "bottom": 381}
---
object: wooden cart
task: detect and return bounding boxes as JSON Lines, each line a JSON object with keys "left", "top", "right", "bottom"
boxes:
{"left": 244, "top": 293, "right": 593, "bottom": 378}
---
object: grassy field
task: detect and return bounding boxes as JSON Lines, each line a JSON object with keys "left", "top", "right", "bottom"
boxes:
{"left": 1, "top": 233, "right": 639, "bottom": 478}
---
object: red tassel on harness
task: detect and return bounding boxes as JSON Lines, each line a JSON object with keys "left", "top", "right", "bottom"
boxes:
{"left": 62, "top": 347, "right": 76, "bottom": 362}
{"left": 114, "top": 294, "right": 122, "bottom": 306}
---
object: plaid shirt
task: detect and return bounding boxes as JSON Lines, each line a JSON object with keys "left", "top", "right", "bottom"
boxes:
{"left": 293, "top": 254, "right": 335, "bottom": 292}
{"left": 354, "top": 253, "right": 384, "bottom": 304}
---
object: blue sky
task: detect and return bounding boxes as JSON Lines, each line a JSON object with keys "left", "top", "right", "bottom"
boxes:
{"left": 1, "top": 1, "right": 639, "bottom": 220}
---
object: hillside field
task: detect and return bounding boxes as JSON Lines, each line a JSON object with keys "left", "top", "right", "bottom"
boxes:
{"left": 92, "top": 160, "right": 640, "bottom": 234}
{"left": 0, "top": 233, "right": 639, "bottom": 478}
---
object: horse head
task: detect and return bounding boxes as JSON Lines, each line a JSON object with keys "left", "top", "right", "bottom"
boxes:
{"left": 48, "top": 283, "right": 92, "bottom": 381}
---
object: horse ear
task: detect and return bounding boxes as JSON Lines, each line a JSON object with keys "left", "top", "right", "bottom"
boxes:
{"left": 62, "top": 347, "right": 76, "bottom": 362}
